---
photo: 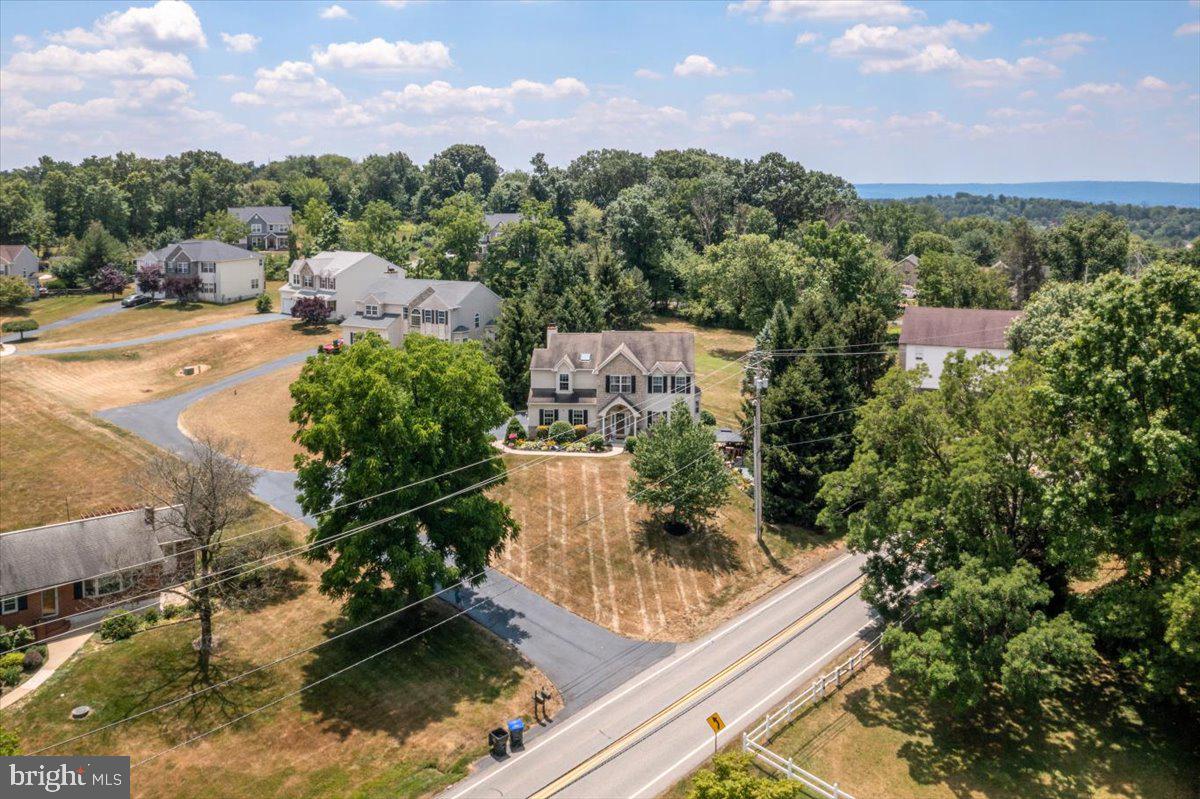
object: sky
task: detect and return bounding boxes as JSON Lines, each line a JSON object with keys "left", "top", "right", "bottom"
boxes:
{"left": 1, "top": 0, "right": 1198, "bottom": 182}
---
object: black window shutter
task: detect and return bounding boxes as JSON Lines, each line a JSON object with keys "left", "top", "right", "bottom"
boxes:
{"left": 553, "top": 409, "right": 560, "bottom": 421}
{"left": 669, "top": 375, "right": 676, "bottom": 393}
{"left": 17, "top": 594, "right": 28, "bottom": 611}
{"left": 605, "top": 375, "right": 612, "bottom": 393}
{"left": 582, "top": 410, "right": 589, "bottom": 424}
{"left": 73, "top": 582, "right": 83, "bottom": 600}
{"left": 630, "top": 376, "right": 636, "bottom": 393}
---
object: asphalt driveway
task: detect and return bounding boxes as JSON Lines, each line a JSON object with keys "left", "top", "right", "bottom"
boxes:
{"left": 97, "top": 354, "right": 674, "bottom": 710}
{"left": 10, "top": 312, "right": 286, "bottom": 356}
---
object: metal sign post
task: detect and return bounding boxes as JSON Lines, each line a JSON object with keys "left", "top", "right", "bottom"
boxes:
{"left": 706, "top": 712, "right": 726, "bottom": 755}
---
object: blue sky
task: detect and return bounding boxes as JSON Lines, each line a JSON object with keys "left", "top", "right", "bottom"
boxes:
{"left": 1, "top": 0, "right": 1198, "bottom": 181}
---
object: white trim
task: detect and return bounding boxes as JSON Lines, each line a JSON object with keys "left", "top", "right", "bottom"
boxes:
{"left": 596, "top": 342, "right": 647, "bottom": 373}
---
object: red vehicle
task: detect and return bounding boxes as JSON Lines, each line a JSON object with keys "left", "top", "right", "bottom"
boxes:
{"left": 316, "top": 338, "right": 345, "bottom": 355}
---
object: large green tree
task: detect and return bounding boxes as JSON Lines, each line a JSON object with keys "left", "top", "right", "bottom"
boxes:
{"left": 291, "top": 335, "right": 518, "bottom": 622}
{"left": 917, "top": 251, "right": 1012, "bottom": 309}
{"left": 1041, "top": 212, "right": 1130, "bottom": 283}
{"left": 423, "top": 192, "right": 486, "bottom": 280}
{"left": 606, "top": 183, "right": 673, "bottom": 305}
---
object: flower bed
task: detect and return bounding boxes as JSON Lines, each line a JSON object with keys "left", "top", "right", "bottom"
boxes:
{"left": 503, "top": 430, "right": 610, "bottom": 453}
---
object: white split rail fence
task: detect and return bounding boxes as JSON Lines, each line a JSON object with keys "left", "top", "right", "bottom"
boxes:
{"left": 741, "top": 632, "right": 885, "bottom": 799}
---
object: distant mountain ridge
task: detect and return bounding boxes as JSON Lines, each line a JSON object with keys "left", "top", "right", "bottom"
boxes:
{"left": 855, "top": 181, "right": 1200, "bottom": 208}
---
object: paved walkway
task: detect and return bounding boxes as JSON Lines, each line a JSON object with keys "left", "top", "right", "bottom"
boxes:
{"left": 0, "top": 628, "right": 94, "bottom": 710}
{"left": 97, "top": 354, "right": 674, "bottom": 709}
{"left": 11, "top": 313, "right": 287, "bottom": 356}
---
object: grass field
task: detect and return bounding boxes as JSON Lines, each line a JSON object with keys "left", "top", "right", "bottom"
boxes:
{"left": 2, "top": 318, "right": 324, "bottom": 412}
{"left": 669, "top": 658, "right": 1199, "bottom": 799}
{"left": 5, "top": 503, "right": 558, "bottom": 799}
{"left": 491, "top": 454, "right": 839, "bottom": 640}
{"left": 21, "top": 281, "right": 286, "bottom": 350}
{"left": 649, "top": 315, "right": 754, "bottom": 427}
{"left": 1, "top": 293, "right": 126, "bottom": 329}
{"left": 180, "top": 361, "right": 305, "bottom": 471}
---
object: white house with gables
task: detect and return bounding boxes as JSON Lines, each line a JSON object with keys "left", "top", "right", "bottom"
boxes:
{"left": 898, "top": 306, "right": 1023, "bottom": 390}
{"left": 280, "top": 251, "right": 401, "bottom": 320}
{"left": 228, "top": 206, "right": 291, "bottom": 250}
{"left": 341, "top": 271, "right": 501, "bottom": 347}
{"left": 137, "top": 240, "right": 263, "bottom": 304}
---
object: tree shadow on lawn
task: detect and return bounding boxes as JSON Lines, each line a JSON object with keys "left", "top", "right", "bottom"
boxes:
{"left": 632, "top": 516, "right": 742, "bottom": 575}
{"left": 709, "top": 347, "right": 751, "bottom": 361}
{"left": 841, "top": 663, "right": 1197, "bottom": 799}
{"left": 298, "top": 606, "right": 528, "bottom": 745}
{"left": 291, "top": 322, "right": 333, "bottom": 337}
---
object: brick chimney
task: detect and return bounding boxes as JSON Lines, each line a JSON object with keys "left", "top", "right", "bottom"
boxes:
{"left": 546, "top": 323, "right": 557, "bottom": 346}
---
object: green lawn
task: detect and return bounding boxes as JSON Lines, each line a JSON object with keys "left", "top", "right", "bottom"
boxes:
{"left": 669, "top": 659, "right": 1199, "bottom": 799}
{"left": 1, "top": 292, "right": 124, "bottom": 329}
{"left": 649, "top": 315, "right": 755, "bottom": 427}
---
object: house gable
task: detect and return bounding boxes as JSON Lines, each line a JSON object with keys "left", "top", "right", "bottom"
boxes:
{"left": 598, "top": 348, "right": 644, "bottom": 375}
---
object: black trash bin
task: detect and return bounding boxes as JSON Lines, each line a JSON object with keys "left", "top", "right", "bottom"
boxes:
{"left": 488, "top": 727, "right": 509, "bottom": 758}
{"left": 507, "top": 718, "right": 525, "bottom": 749}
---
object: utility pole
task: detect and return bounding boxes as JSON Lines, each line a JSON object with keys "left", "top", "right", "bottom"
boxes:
{"left": 752, "top": 351, "right": 767, "bottom": 547}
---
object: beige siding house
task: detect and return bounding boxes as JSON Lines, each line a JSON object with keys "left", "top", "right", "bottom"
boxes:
{"left": 526, "top": 326, "right": 699, "bottom": 441}
{"left": 0, "top": 244, "right": 40, "bottom": 294}
{"left": 138, "top": 240, "right": 264, "bottom": 304}
{"left": 281, "top": 251, "right": 401, "bottom": 320}
{"left": 341, "top": 271, "right": 501, "bottom": 346}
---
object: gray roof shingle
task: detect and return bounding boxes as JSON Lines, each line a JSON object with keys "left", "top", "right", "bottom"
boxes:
{"left": 898, "top": 306, "right": 1022, "bottom": 349}
{"left": 361, "top": 276, "right": 497, "bottom": 309}
{"left": 228, "top": 206, "right": 292, "bottom": 226}
{"left": 530, "top": 330, "right": 695, "bottom": 372}
{"left": 165, "top": 239, "right": 257, "bottom": 262}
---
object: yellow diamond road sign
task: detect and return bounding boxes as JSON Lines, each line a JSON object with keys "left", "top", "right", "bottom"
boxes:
{"left": 706, "top": 712, "right": 726, "bottom": 734}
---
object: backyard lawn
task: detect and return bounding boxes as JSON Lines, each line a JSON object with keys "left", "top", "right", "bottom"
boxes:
{"left": 649, "top": 315, "right": 754, "bottom": 427}
{"left": 490, "top": 453, "right": 839, "bottom": 640}
{"left": 1, "top": 292, "right": 124, "bottom": 329}
{"left": 667, "top": 658, "right": 1199, "bottom": 799}
{"left": 20, "top": 281, "right": 286, "bottom": 350}
{"left": 5, "top": 503, "right": 558, "bottom": 799}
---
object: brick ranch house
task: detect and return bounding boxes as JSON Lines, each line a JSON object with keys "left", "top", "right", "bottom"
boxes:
{"left": 526, "top": 326, "right": 700, "bottom": 442}
{"left": 0, "top": 507, "right": 190, "bottom": 640}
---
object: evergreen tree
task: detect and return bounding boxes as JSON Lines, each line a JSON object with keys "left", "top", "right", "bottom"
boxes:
{"left": 489, "top": 297, "right": 539, "bottom": 409}
{"left": 557, "top": 282, "right": 605, "bottom": 332}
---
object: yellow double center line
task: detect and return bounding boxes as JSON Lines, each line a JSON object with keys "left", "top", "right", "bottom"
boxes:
{"left": 529, "top": 576, "right": 865, "bottom": 798}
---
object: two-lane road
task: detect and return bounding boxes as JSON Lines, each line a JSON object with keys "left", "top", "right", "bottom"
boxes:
{"left": 442, "top": 552, "right": 873, "bottom": 799}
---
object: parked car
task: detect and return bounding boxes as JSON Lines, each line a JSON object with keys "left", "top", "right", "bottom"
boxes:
{"left": 317, "top": 338, "right": 345, "bottom": 355}
{"left": 121, "top": 293, "right": 153, "bottom": 308}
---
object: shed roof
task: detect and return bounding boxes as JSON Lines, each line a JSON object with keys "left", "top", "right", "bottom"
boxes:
{"left": 897, "top": 306, "right": 1022, "bottom": 350}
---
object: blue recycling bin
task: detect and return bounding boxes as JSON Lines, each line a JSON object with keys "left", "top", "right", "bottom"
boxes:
{"left": 507, "top": 718, "right": 526, "bottom": 749}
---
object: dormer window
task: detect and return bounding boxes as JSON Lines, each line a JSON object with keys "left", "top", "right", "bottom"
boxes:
{"left": 302, "top": 274, "right": 313, "bottom": 288}
{"left": 671, "top": 375, "right": 692, "bottom": 394}
{"left": 558, "top": 373, "right": 570, "bottom": 392}
{"left": 365, "top": 304, "right": 379, "bottom": 318}
{"left": 649, "top": 375, "right": 667, "bottom": 394}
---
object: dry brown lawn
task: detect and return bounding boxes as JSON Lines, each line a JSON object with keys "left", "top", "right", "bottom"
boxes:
{"left": 7, "top": 503, "right": 560, "bottom": 799}
{"left": 0, "top": 378, "right": 161, "bottom": 531}
{"left": 180, "top": 361, "right": 305, "bottom": 471}
{"left": 492, "top": 454, "right": 840, "bottom": 641}
{"left": 1, "top": 293, "right": 122, "bottom": 329}
{"left": 2, "top": 320, "right": 323, "bottom": 412}
{"left": 649, "top": 315, "right": 754, "bottom": 427}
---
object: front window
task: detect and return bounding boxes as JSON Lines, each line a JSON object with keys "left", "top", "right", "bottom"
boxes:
{"left": 365, "top": 304, "right": 379, "bottom": 318}
{"left": 649, "top": 375, "right": 667, "bottom": 394}
{"left": 474, "top": 312, "right": 480, "bottom": 328}
{"left": 0, "top": 595, "right": 18, "bottom": 614}
{"left": 200, "top": 263, "right": 215, "bottom": 273}
{"left": 291, "top": 274, "right": 300, "bottom": 286}
{"left": 250, "top": 278, "right": 260, "bottom": 290}
{"left": 423, "top": 309, "right": 433, "bottom": 324}
{"left": 607, "top": 375, "right": 633, "bottom": 394}
{"left": 539, "top": 409, "right": 558, "bottom": 426}
{"left": 436, "top": 310, "right": 447, "bottom": 324}
{"left": 569, "top": 409, "right": 588, "bottom": 425}
{"left": 672, "top": 375, "right": 692, "bottom": 394}
{"left": 401, "top": 306, "right": 409, "bottom": 320}
{"left": 558, "top": 373, "right": 570, "bottom": 392}
{"left": 251, "top": 223, "right": 263, "bottom": 233}
{"left": 302, "top": 274, "right": 313, "bottom": 288}
{"left": 83, "top": 573, "right": 127, "bottom": 598}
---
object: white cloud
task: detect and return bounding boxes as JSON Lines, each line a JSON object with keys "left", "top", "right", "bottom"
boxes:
{"left": 727, "top": 0, "right": 920, "bottom": 24}
{"left": 704, "top": 89, "right": 794, "bottom": 108}
{"left": 1175, "top": 21, "right": 1200, "bottom": 36}
{"left": 0, "top": 70, "right": 86, "bottom": 95}
{"left": 218, "top": 73, "right": 240, "bottom": 83}
{"left": 795, "top": 31, "right": 821, "bottom": 46}
{"left": 858, "top": 44, "right": 1059, "bottom": 88}
{"left": 986, "top": 106, "right": 1042, "bottom": 120}
{"left": 253, "top": 60, "right": 345, "bottom": 104}
{"left": 6, "top": 44, "right": 195, "bottom": 79}
{"left": 11, "top": 34, "right": 34, "bottom": 51}
{"left": 371, "top": 77, "right": 588, "bottom": 114}
{"left": 48, "top": 0, "right": 207, "bottom": 50}
{"left": 379, "top": 0, "right": 410, "bottom": 6}
{"left": 220, "top": 32, "right": 260, "bottom": 53}
{"left": 513, "top": 97, "right": 687, "bottom": 136}
{"left": 1057, "top": 82, "right": 1125, "bottom": 99}
{"left": 703, "top": 110, "right": 757, "bottom": 129}
{"left": 634, "top": 68, "right": 663, "bottom": 80}
{"left": 674, "top": 54, "right": 729, "bottom": 77}
{"left": 112, "top": 76, "right": 191, "bottom": 100}
{"left": 884, "top": 110, "right": 964, "bottom": 132}
{"left": 1019, "top": 89, "right": 1038, "bottom": 100}
{"left": 1139, "top": 75, "right": 1171, "bottom": 91}
{"left": 311, "top": 38, "right": 453, "bottom": 71}
{"left": 1023, "top": 31, "right": 1098, "bottom": 60}
{"left": 319, "top": 4, "right": 352, "bottom": 20}
{"left": 829, "top": 20, "right": 990, "bottom": 57}
{"left": 231, "top": 91, "right": 265, "bottom": 106}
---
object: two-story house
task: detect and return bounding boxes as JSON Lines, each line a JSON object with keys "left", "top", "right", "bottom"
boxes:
{"left": 0, "top": 244, "right": 40, "bottom": 295}
{"left": 479, "top": 212, "right": 523, "bottom": 257}
{"left": 280, "top": 251, "right": 402, "bottom": 320}
{"left": 526, "top": 326, "right": 699, "bottom": 442}
{"left": 137, "top": 240, "right": 264, "bottom": 304}
{"left": 0, "top": 507, "right": 189, "bottom": 640}
{"left": 898, "top": 305, "right": 1023, "bottom": 390}
{"left": 228, "top": 206, "right": 292, "bottom": 250}
{"left": 341, "top": 270, "right": 501, "bottom": 346}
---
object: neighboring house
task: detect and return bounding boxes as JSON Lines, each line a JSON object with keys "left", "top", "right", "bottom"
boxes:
{"left": 228, "top": 206, "right": 292, "bottom": 250}
{"left": 526, "top": 326, "right": 699, "bottom": 442}
{"left": 0, "top": 507, "right": 189, "bottom": 640}
{"left": 341, "top": 270, "right": 501, "bottom": 346}
{"left": 480, "top": 212, "right": 523, "bottom": 256}
{"left": 280, "top": 251, "right": 403, "bottom": 320}
{"left": 893, "top": 253, "right": 919, "bottom": 300}
{"left": 0, "top": 244, "right": 39, "bottom": 294}
{"left": 898, "top": 306, "right": 1023, "bottom": 390}
{"left": 137, "top": 240, "right": 264, "bottom": 304}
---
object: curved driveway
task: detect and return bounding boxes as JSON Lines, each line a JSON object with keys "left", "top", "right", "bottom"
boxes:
{"left": 97, "top": 353, "right": 674, "bottom": 710}
{"left": 11, "top": 313, "right": 286, "bottom": 356}
{"left": 0, "top": 298, "right": 128, "bottom": 345}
